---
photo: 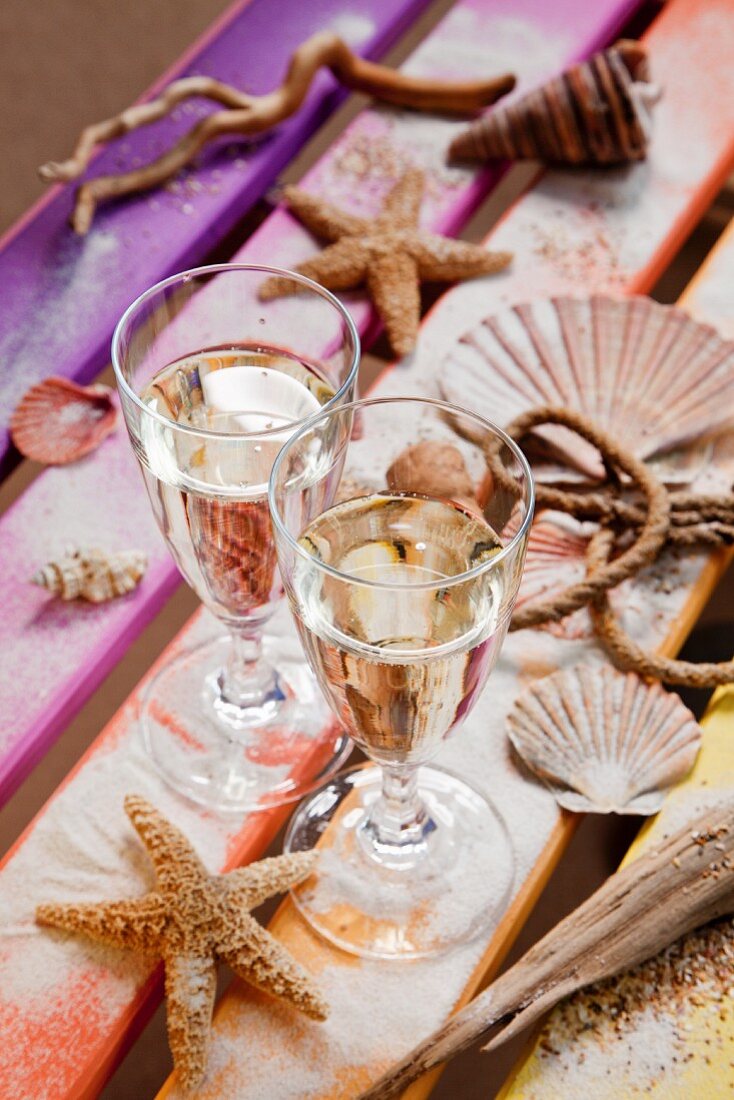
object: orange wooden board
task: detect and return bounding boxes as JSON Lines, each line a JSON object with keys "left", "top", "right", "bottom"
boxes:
{"left": 154, "top": 2, "right": 734, "bottom": 1096}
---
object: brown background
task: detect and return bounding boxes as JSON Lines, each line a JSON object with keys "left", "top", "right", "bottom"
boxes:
{"left": 0, "top": 1, "right": 731, "bottom": 1097}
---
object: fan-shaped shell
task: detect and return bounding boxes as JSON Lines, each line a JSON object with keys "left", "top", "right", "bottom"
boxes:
{"left": 440, "top": 295, "right": 734, "bottom": 481}
{"left": 507, "top": 664, "right": 702, "bottom": 814}
{"left": 32, "top": 547, "right": 147, "bottom": 603}
{"left": 516, "top": 515, "right": 591, "bottom": 639}
{"left": 10, "top": 377, "right": 117, "bottom": 464}
{"left": 449, "top": 40, "right": 660, "bottom": 166}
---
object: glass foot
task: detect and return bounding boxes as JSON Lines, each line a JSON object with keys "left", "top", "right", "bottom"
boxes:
{"left": 140, "top": 634, "right": 352, "bottom": 813}
{"left": 284, "top": 764, "right": 515, "bottom": 959}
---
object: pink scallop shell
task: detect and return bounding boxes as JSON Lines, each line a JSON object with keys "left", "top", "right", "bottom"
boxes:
{"left": 440, "top": 295, "right": 734, "bottom": 483}
{"left": 10, "top": 377, "right": 117, "bottom": 464}
{"left": 516, "top": 514, "right": 592, "bottom": 640}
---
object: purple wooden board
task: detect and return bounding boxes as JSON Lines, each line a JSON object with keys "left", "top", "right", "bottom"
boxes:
{"left": 0, "top": 0, "right": 433, "bottom": 480}
{"left": 0, "top": 0, "right": 641, "bottom": 805}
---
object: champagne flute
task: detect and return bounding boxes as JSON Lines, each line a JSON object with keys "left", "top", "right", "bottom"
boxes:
{"left": 270, "top": 397, "right": 534, "bottom": 958}
{"left": 112, "top": 264, "right": 360, "bottom": 813}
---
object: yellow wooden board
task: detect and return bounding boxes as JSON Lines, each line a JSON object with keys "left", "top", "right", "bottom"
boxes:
{"left": 502, "top": 680, "right": 734, "bottom": 1099}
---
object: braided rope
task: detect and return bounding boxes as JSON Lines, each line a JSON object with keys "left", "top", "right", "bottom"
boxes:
{"left": 492, "top": 406, "right": 734, "bottom": 687}
{"left": 587, "top": 529, "right": 734, "bottom": 688}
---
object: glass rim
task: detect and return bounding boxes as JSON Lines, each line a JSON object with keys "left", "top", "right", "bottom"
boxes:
{"left": 268, "top": 395, "right": 536, "bottom": 592}
{"left": 110, "top": 262, "right": 361, "bottom": 442}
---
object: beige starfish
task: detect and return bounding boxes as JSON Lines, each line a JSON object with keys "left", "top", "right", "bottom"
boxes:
{"left": 36, "top": 795, "right": 327, "bottom": 1092}
{"left": 259, "top": 168, "right": 512, "bottom": 356}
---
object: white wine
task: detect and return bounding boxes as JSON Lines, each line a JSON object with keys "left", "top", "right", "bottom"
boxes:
{"left": 292, "top": 493, "right": 508, "bottom": 765}
{"left": 138, "top": 344, "right": 335, "bottom": 624}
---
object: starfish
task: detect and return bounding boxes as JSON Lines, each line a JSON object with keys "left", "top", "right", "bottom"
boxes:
{"left": 36, "top": 795, "right": 327, "bottom": 1092}
{"left": 259, "top": 168, "right": 512, "bottom": 356}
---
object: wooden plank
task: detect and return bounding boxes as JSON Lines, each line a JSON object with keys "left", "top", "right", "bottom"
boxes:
{"left": 498, "top": 219, "right": 734, "bottom": 1100}
{"left": 150, "top": 3, "right": 734, "bottom": 1096}
{"left": 0, "top": 5, "right": 646, "bottom": 1098}
{"left": 0, "top": 0, "right": 640, "bottom": 805}
{"left": 0, "top": 0, "right": 437, "bottom": 480}
{"left": 501, "top": 681, "right": 734, "bottom": 1098}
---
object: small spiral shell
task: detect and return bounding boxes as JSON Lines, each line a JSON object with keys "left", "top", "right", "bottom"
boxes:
{"left": 31, "top": 547, "right": 147, "bottom": 603}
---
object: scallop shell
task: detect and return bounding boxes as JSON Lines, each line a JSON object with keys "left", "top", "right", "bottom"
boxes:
{"left": 449, "top": 40, "right": 660, "bottom": 166}
{"left": 507, "top": 664, "right": 702, "bottom": 814}
{"left": 516, "top": 515, "right": 591, "bottom": 639}
{"left": 10, "top": 377, "right": 117, "bottom": 464}
{"left": 440, "top": 295, "right": 734, "bottom": 482}
{"left": 32, "top": 547, "right": 147, "bottom": 603}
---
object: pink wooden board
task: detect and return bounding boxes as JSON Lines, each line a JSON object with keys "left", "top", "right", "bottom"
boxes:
{"left": 1, "top": 3, "right": 732, "bottom": 1098}
{"left": 0, "top": 0, "right": 436, "bottom": 477}
{"left": 0, "top": 0, "right": 639, "bottom": 804}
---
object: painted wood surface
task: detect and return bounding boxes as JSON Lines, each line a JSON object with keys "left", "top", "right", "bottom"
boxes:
{"left": 498, "top": 220, "right": 734, "bottom": 1100}
{"left": 501, "top": 677, "right": 734, "bottom": 1097}
{"left": 0, "top": 0, "right": 437, "bottom": 479}
{"left": 2, "top": 0, "right": 726, "bottom": 1096}
{"left": 149, "top": 2, "right": 734, "bottom": 1095}
{"left": 0, "top": 0, "right": 640, "bottom": 805}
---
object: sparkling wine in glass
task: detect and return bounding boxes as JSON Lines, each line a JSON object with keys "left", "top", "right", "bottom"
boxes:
{"left": 270, "top": 397, "right": 534, "bottom": 958}
{"left": 112, "top": 265, "right": 360, "bottom": 812}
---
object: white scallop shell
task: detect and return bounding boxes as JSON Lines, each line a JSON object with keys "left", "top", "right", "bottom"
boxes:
{"left": 506, "top": 664, "right": 702, "bottom": 814}
{"left": 31, "top": 547, "right": 147, "bottom": 603}
{"left": 440, "top": 295, "right": 734, "bottom": 482}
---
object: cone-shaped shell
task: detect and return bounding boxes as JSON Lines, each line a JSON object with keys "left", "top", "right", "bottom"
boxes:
{"left": 184, "top": 497, "right": 279, "bottom": 616}
{"left": 10, "top": 377, "right": 117, "bottom": 465}
{"left": 32, "top": 547, "right": 147, "bottom": 603}
{"left": 450, "top": 41, "right": 659, "bottom": 166}
{"left": 440, "top": 295, "right": 734, "bottom": 481}
{"left": 507, "top": 664, "right": 702, "bottom": 814}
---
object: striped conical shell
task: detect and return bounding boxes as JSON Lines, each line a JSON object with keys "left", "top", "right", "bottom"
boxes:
{"left": 185, "top": 496, "right": 279, "bottom": 616}
{"left": 507, "top": 664, "right": 702, "bottom": 814}
{"left": 449, "top": 41, "right": 659, "bottom": 166}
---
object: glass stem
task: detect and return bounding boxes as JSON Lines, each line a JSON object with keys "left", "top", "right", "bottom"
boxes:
{"left": 360, "top": 765, "right": 432, "bottom": 869}
{"left": 219, "top": 627, "right": 279, "bottom": 710}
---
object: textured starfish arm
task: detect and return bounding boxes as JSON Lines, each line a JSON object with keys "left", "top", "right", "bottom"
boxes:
{"left": 222, "top": 850, "right": 318, "bottom": 910}
{"left": 36, "top": 894, "right": 167, "bottom": 952}
{"left": 376, "top": 167, "right": 425, "bottom": 231}
{"left": 258, "top": 239, "right": 369, "bottom": 299}
{"left": 367, "top": 251, "right": 421, "bottom": 357}
{"left": 125, "top": 795, "right": 208, "bottom": 892}
{"left": 281, "top": 185, "right": 369, "bottom": 241}
{"left": 223, "top": 920, "right": 329, "bottom": 1022}
{"left": 412, "top": 235, "right": 513, "bottom": 281}
{"left": 164, "top": 952, "right": 218, "bottom": 1092}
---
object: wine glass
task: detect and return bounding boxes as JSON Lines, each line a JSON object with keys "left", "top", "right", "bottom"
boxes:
{"left": 270, "top": 396, "right": 534, "bottom": 958}
{"left": 112, "top": 264, "right": 360, "bottom": 813}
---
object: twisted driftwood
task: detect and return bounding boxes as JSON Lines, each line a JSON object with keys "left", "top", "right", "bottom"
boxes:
{"left": 359, "top": 802, "right": 734, "bottom": 1099}
{"left": 40, "top": 31, "right": 515, "bottom": 233}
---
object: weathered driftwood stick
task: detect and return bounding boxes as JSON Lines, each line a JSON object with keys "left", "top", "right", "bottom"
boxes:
{"left": 359, "top": 802, "right": 734, "bottom": 1099}
{"left": 39, "top": 30, "right": 515, "bottom": 234}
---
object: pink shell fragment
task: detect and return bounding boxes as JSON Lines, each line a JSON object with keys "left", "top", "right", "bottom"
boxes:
{"left": 10, "top": 377, "right": 117, "bottom": 465}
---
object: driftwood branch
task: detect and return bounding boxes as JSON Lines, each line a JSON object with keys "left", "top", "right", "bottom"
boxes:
{"left": 39, "top": 30, "right": 515, "bottom": 234}
{"left": 359, "top": 802, "right": 734, "bottom": 1099}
